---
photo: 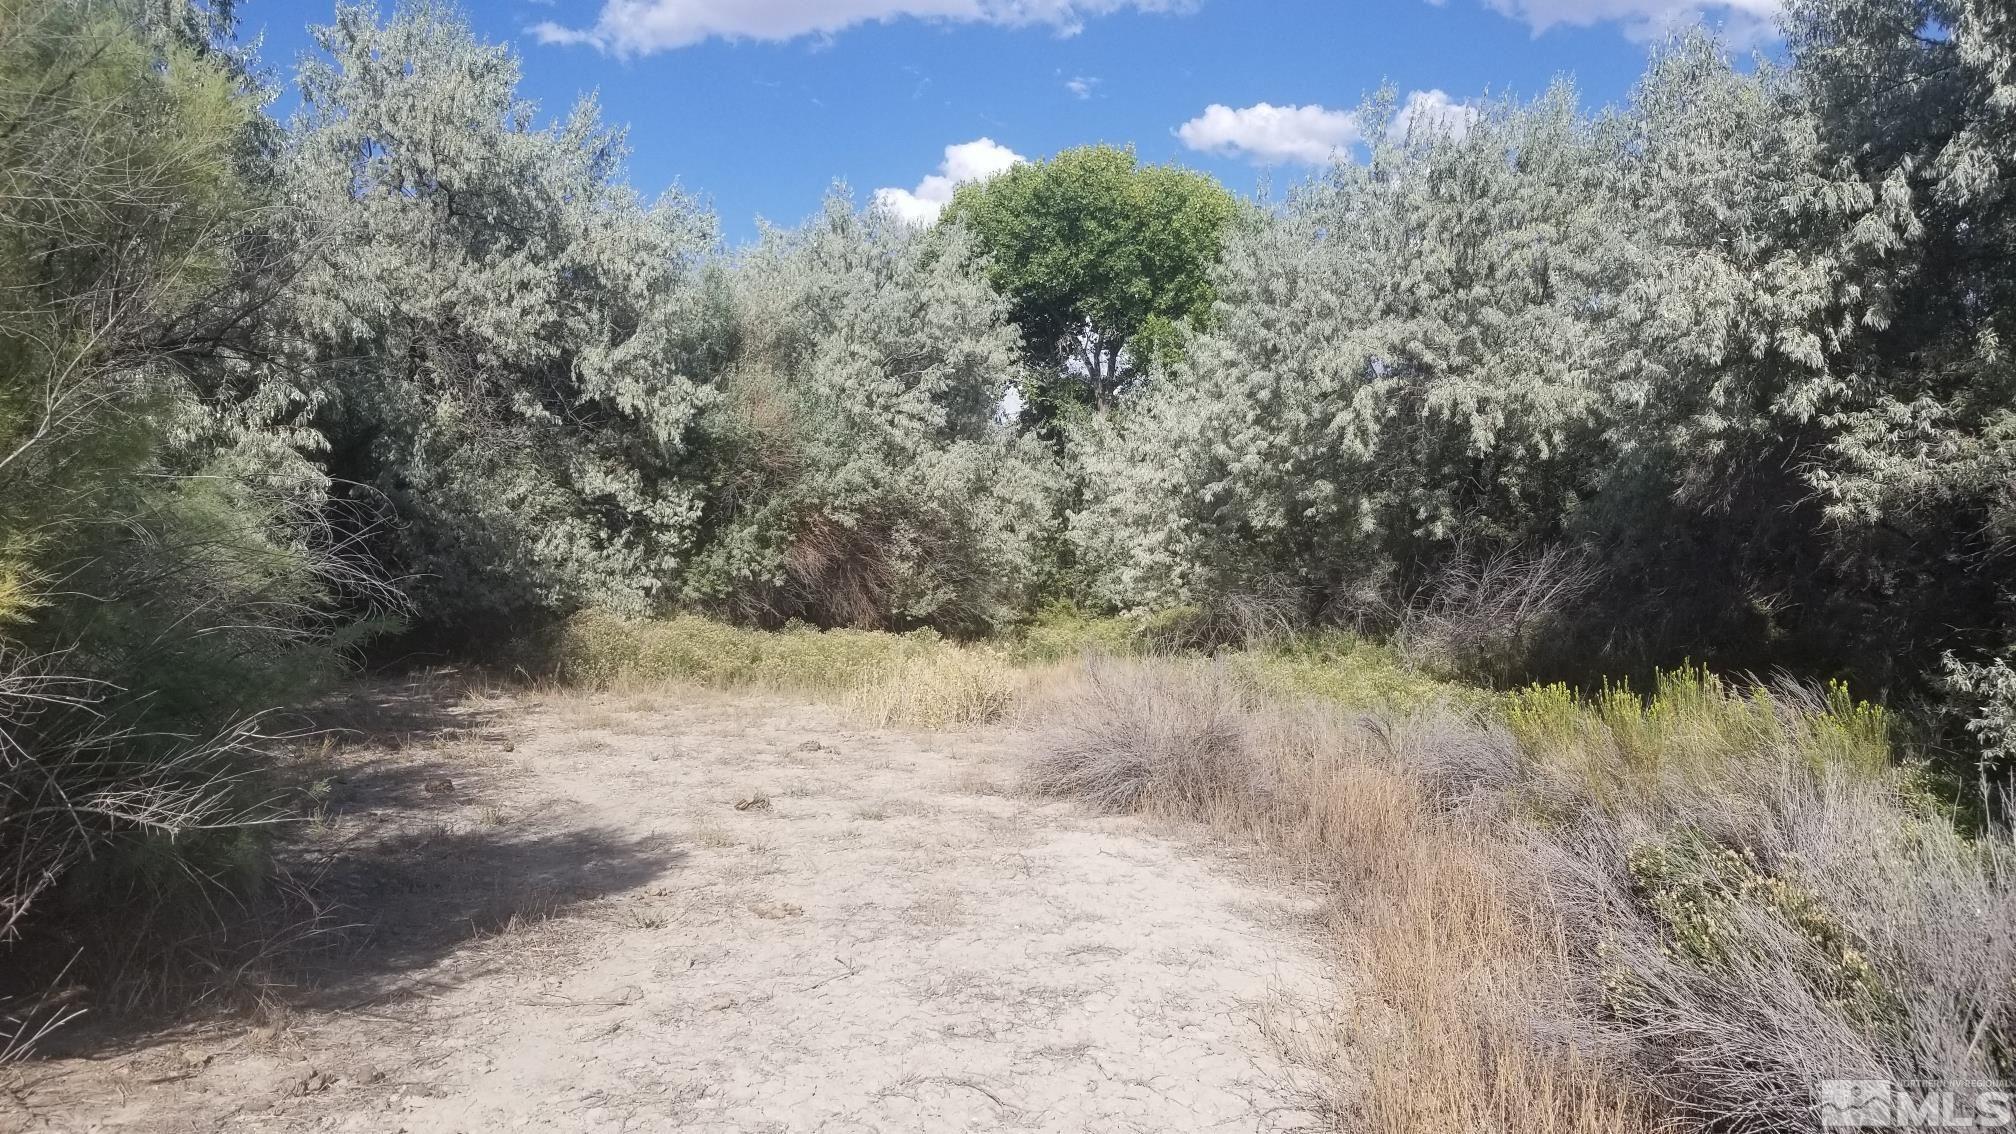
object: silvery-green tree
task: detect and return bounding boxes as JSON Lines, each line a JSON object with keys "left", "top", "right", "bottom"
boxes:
{"left": 1071, "top": 83, "right": 1619, "bottom": 622}
{"left": 1074, "top": 36, "right": 1911, "bottom": 677}
{"left": 280, "top": 2, "right": 720, "bottom": 628}
{"left": 1787, "top": 0, "right": 2016, "bottom": 724}
{"left": 1581, "top": 37, "right": 1909, "bottom": 669}
{"left": 686, "top": 194, "right": 1060, "bottom": 633}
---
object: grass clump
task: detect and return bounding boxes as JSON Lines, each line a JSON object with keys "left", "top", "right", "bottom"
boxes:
{"left": 554, "top": 610, "right": 936, "bottom": 695}
{"left": 553, "top": 610, "right": 1019, "bottom": 728}
{"left": 1237, "top": 632, "right": 1481, "bottom": 715}
{"left": 848, "top": 649, "right": 1019, "bottom": 729}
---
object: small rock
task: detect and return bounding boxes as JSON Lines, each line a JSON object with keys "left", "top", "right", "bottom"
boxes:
{"left": 795, "top": 740, "right": 823, "bottom": 753}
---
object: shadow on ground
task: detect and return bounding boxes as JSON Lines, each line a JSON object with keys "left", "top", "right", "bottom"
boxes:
{"left": 15, "top": 671, "right": 687, "bottom": 1058}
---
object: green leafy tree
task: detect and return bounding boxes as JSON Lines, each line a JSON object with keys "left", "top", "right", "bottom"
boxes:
{"left": 941, "top": 144, "right": 1236, "bottom": 424}
{"left": 0, "top": 0, "right": 375, "bottom": 968}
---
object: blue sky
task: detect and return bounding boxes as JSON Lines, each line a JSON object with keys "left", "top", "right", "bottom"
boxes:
{"left": 245, "top": 0, "right": 1780, "bottom": 243}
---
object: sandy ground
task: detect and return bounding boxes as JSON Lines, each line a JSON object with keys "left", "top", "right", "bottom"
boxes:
{"left": 3, "top": 679, "right": 1340, "bottom": 1133}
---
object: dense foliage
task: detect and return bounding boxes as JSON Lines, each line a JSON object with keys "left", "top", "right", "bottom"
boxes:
{"left": 0, "top": 0, "right": 378, "bottom": 967}
{"left": 943, "top": 144, "right": 1237, "bottom": 427}
{"left": 1073, "top": 27, "right": 2016, "bottom": 748}
{"left": 686, "top": 198, "right": 1060, "bottom": 633}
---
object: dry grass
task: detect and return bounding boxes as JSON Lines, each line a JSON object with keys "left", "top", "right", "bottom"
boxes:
{"left": 552, "top": 610, "right": 1024, "bottom": 729}
{"left": 848, "top": 649, "right": 1020, "bottom": 729}
{"left": 1021, "top": 657, "right": 2013, "bottom": 1133}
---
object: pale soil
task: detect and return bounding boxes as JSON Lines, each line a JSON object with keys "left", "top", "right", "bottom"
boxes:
{"left": 4, "top": 680, "right": 1341, "bottom": 1133}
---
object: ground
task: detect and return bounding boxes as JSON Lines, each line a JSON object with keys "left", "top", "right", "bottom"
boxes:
{"left": 2, "top": 678, "right": 1341, "bottom": 1133}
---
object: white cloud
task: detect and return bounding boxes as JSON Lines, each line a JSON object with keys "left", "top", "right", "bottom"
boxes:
{"left": 1065, "top": 76, "right": 1099, "bottom": 99}
{"left": 872, "top": 137, "right": 1025, "bottom": 225}
{"left": 534, "top": 0, "right": 1192, "bottom": 56}
{"left": 1478, "top": 0, "right": 1782, "bottom": 45}
{"left": 1176, "top": 102, "right": 1364, "bottom": 165}
{"left": 1177, "top": 91, "right": 1483, "bottom": 164}
{"left": 1390, "top": 89, "right": 1479, "bottom": 141}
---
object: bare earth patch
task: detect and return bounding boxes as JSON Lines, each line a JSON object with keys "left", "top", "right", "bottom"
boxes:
{"left": 3, "top": 682, "right": 1338, "bottom": 1133}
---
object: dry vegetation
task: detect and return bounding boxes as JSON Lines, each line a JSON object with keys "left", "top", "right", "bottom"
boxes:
{"left": 1024, "top": 658, "right": 2012, "bottom": 1131}
{"left": 533, "top": 608, "right": 2016, "bottom": 1131}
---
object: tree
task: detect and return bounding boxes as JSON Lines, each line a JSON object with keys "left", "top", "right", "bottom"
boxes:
{"left": 1071, "top": 37, "right": 1918, "bottom": 686}
{"left": 0, "top": 0, "right": 376, "bottom": 969}
{"left": 1069, "top": 85, "right": 1617, "bottom": 625}
{"left": 1784, "top": 0, "right": 2016, "bottom": 739}
{"left": 279, "top": 2, "right": 720, "bottom": 629}
{"left": 941, "top": 144, "right": 1236, "bottom": 425}
{"left": 685, "top": 194, "right": 1060, "bottom": 633}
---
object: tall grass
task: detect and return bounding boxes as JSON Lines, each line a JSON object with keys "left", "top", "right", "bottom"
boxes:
{"left": 550, "top": 610, "right": 1023, "bottom": 728}
{"left": 1024, "top": 656, "right": 2013, "bottom": 1132}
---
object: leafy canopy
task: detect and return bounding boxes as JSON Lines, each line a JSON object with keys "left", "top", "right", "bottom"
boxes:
{"left": 942, "top": 144, "right": 1236, "bottom": 422}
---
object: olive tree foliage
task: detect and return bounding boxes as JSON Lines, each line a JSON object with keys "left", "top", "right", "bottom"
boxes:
{"left": 686, "top": 195, "right": 1061, "bottom": 634}
{"left": 1582, "top": 39, "right": 1913, "bottom": 670}
{"left": 1073, "top": 38, "right": 1910, "bottom": 677}
{"left": 1071, "top": 83, "right": 1622, "bottom": 622}
{"left": 279, "top": 3, "right": 720, "bottom": 629}
{"left": 1786, "top": 0, "right": 2016, "bottom": 738}
{"left": 942, "top": 145, "right": 1237, "bottom": 427}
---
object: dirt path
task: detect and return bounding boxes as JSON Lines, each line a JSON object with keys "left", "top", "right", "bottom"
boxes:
{"left": 5, "top": 682, "right": 1339, "bottom": 1133}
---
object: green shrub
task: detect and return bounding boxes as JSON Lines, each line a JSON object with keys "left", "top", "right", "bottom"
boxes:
{"left": 1236, "top": 633, "right": 1477, "bottom": 715}
{"left": 1010, "top": 603, "right": 1146, "bottom": 663}
{"left": 1505, "top": 667, "right": 1895, "bottom": 797}
{"left": 554, "top": 610, "right": 943, "bottom": 695}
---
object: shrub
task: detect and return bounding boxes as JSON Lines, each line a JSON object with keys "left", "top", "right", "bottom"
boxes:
{"left": 0, "top": 0, "right": 382, "bottom": 1008}
{"left": 684, "top": 196, "right": 1061, "bottom": 635}
{"left": 1023, "top": 654, "right": 2012, "bottom": 1131}
{"left": 1010, "top": 603, "right": 1147, "bottom": 664}
{"left": 552, "top": 609, "right": 1018, "bottom": 728}
{"left": 1389, "top": 543, "right": 1599, "bottom": 685}
{"left": 1024, "top": 659, "right": 1256, "bottom": 813}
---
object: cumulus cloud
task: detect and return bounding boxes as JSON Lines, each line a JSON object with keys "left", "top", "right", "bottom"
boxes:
{"left": 1176, "top": 103, "right": 1364, "bottom": 165}
{"left": 1390, "top": 89, "right": 1479, "bottom": 141}
{"left": 873, "top": 138, "right": 1025, "bottom": 225}
{"left": 1065, "top": 76, "right": 1099, "bottom": 99}
{"left": 534, "top": 0, "right": 1192, "bottom": 56}
{"left": 1479, "top": 0, "right": 1782, "bottom": 45}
